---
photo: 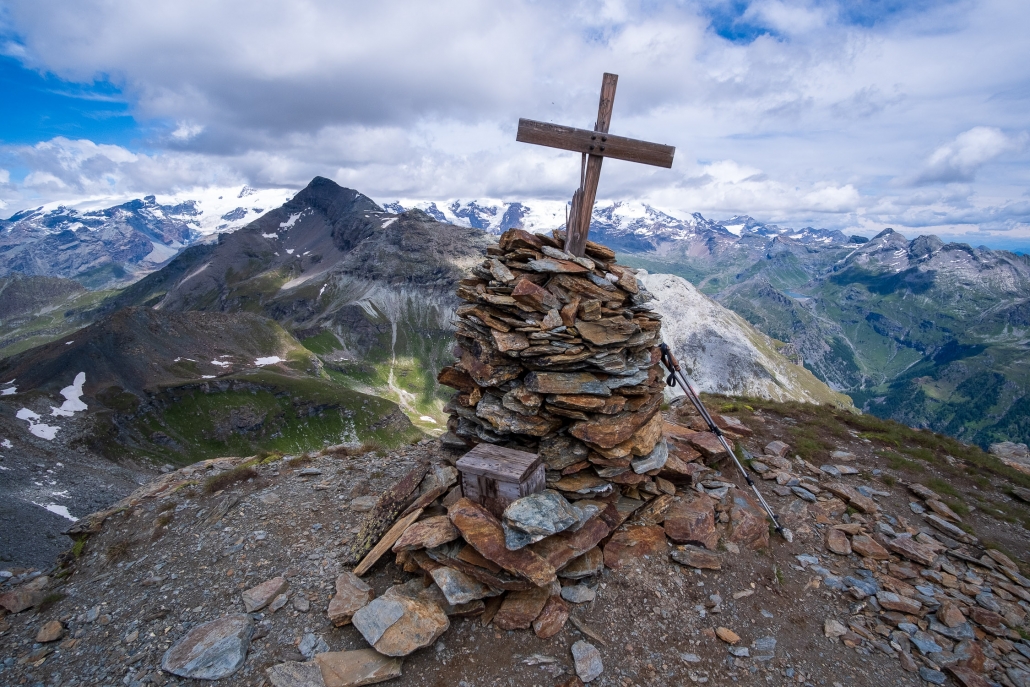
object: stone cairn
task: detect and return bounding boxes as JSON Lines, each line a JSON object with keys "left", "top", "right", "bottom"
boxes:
{"left": 437, "top": 226, "right": 671, "bottom": 492}
{"left": 323, "top": 228, "right": 766, "bottom": 668}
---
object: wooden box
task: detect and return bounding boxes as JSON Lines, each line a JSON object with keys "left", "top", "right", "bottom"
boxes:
{"left": 456, "top": 444, "right": 546, "bottom": 517}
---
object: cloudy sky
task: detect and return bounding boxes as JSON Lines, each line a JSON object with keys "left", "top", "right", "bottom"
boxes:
{"left": 1, "top": 0, "right": 1028, "bottom": 247}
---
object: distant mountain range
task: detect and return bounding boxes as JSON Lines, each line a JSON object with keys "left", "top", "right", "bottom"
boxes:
{"left": 6, "top": 184, "right": 1030, "bottom": 448}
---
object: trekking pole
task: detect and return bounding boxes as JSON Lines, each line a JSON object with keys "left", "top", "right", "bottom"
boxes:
{"left": 658, "top": 343, "right": 793, "bottom": 543}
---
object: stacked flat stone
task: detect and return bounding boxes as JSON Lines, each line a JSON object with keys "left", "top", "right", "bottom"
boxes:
{"left": 438, "top": 227, "right": 669, "bottom": 500}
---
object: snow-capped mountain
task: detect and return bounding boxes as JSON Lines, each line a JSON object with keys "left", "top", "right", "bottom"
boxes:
{"left": 0, "top": 186, "right": 295, "bottom": 287}
{"left": 381, "top": 199, "right": 851, "bottom": 251}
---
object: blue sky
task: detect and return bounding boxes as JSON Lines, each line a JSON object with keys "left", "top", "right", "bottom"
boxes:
{"left": 0, "top": 0, "right": 1028, "bottom": 249}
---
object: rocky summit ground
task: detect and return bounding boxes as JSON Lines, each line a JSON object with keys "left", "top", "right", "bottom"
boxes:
{"left": 1, "top": 399, "right": 1029, "bottom": 687}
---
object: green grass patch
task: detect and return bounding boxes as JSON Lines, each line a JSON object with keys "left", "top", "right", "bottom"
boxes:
{"left": 38, "top": 592, "right": 66, "bottom": 613}
{"left": 301, "top": 330, "right": 343, "bottom": 355}
{"left": 70, "top": 538, "right": 86, "bottom": 558}
{"left": 926, "top": 477, "right": 960, "bottom": 498}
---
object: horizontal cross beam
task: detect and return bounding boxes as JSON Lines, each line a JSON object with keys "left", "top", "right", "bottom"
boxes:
{"left": 516, "top": 118, "right": 675, "bottom": 169}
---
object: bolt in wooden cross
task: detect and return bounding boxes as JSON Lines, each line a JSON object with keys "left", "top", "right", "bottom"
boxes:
{"left": 516, "top": 72, "right": 676, "bottom": 257}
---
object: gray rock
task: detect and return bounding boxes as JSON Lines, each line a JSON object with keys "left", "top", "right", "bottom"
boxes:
{"left": 560, "top": 585, "right": 596, "bottom": 604}
{"left": 242, "top": 576, "right": 289, "bottom": 613}
{"left": 909, "top": 631, "right": 942, "bottom": 655}
{"left": 350, "top": 496, "right": 377, "bottom": 512}
{"left": 791, "top": 486, "right": 817, "bottom": 503}
{"left": 299, "top": 633, "right": 330, "bottom": 659}
{"left": 298, "top": 467, "right": 323, "bottom": 476}
{"left": 266, "top": 661, "right": 326, "bottom": 687}
{"left": 749, "top": 461, "right": 770, "bottom": 474}
{"left": 572, "top": 640, "right": 603, "bottom": 682}
{"left": 293, "top": 595, "right": 311, "bottom": 613}
{"left": 929, "top": 621, "right": 975, "bottom": 641}
{"left": 729, "top": 646, "right": 749, "bottom": 657}
{"left": 918, "top": 667, "right": 946, "bottom": 685}
{"left": 352, "top": 587, "right": 449, "bottom": 657}
{"left": 752, "top": 636, "right": 776, "bottom": 661}
{"left": 819, "top": 465, "right": 841, "bottom": 478}
{"left": 836, "top": 465, "right": 859, "bottom": 475}
{"left": 1007, "top": 667, "right": 1030, "bottom": 687}
{"left": 631, "top": 438, "right": 669, "bottom": 474}
{"left": 429, "top": 567, "right": 494, "bottom": 606}
{"left": 161, "top": 614, "right": 253, "bottom": 680}
{"left": 501, "top": 490, "right": 579, "bottom": 550}
{"left": 830, "top": 450, "right": 854, "bottom": 461}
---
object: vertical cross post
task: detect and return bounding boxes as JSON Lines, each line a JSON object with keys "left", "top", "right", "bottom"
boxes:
{"left": 565, "top": 73, "right": 618, "bottom": 257}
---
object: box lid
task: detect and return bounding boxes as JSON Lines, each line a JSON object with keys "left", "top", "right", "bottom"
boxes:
{"left": 456, "top": 444, "right": 543, "bottom": 482}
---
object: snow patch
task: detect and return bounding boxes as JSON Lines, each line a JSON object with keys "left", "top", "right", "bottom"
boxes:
{"left": 285, "top": 248, "right": 295, "bottom": 255}
{"left": 144, "top": 241, "right": 180, "bottom": 264}
{"left": 381, "top": 218, "right": 397, "bottom": 228}
{"left": 16, "top": 409, "right": 60, "bottom": 440}
{"left": 34, "top": 503, "right": 77, "bottom": 521}
{"left": 50, "top": 372, "right": 87, "bottom": 417}
{"left": 211, "top": 360, "right": 231, "bottom": 367}
{"left": 279, "top": 212, "right": 303, "bottom": 230}
{"left": 261, "top": 233, "right": 277, "bottom": 239}
{"left": 1, "top": 386, "right": 16, "bottom": 395}
{"left": 1, "top": 439, "right": 11, "bottom": 448}
{"left": 201, "top": 375, "right": 215, "bottom": 379}
{"left": 254, "top": 356, "right": 283, "bottom": 366}
{"left": 65, "top": 341, "right": 74, "bottom": 345}
{"left": 419, "top": 416, "right": 437, "bottom": 423}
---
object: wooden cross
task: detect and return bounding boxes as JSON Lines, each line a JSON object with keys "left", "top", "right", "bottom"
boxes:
{"left": 516, "top": 73, "right": 676, "bottom": 257}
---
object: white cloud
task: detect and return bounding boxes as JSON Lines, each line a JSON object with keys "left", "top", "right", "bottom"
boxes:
{"left": 914, "top": 126, "right": 1027, "bottom": 184}
{"left": 0, "top": 169, "right": 9, "bottom": 184}
{"left": 171, "top": 121, "right": 204, "bottom": 141}
{"left": 0, "top": 0, "right": 1028, "bottom": 241}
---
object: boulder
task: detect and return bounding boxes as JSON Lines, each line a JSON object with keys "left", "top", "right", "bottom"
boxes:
{"left": 392, "top": 516, "right": 460, "bottom": 551}
{"left": 826, "top": 529, "right": 851, "bottom": 556}
{"left": 161, "top": 614, "right": 253, "bottom": 680}
{"left": 36, "top": 620, "right": 64, "bottom": 643}
{"left": 351, "top": 586, "right": 449, "bottom": 657}
{"left": 728, "top": 493, "right": 769, "bottom": 550}
{"left": 448, "top": 498, "right": 557, "bottom": 587}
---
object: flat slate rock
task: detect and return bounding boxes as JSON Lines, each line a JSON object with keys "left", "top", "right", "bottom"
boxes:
{"left": 572, "top": 640, "right": 604, "bottom": 682}
{"left": 493, "top": 586, "right": 551, "bottom": 630}
{"left": 266, "top": 661, "right": 326, "bottom": 687}
{"left": 671, "top": 545, "right": 722, "bottom": 570}
{"left": 663, "top": 496, "right": 718, "bottom": 550}
{"left": 314, "top": 649, "right": 404, "bottom": 687}
{"left": 603, "top": 525, "right": 667, "bottom": 570}
{"left": 161, "top": 614, "right": 253, "bottom": 680}
{"left": 502, "top": 490, "right": 580, "bottom": 550}
{"left": 392, "top": 516, "right": 460, "bottom": 551}
{"left": 327, "top": 572, "right": 374, "bottom": 627}
{"left": 448, "top": 498, "right": 557, "bottom": 587}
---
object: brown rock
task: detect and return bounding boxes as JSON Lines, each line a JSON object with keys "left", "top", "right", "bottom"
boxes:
{"left": 821, "top": 482, "right": 860, "bottom": 502}
{"left": 547, "top": 394, "right": 625, "bottom": 413}
{"left": 327, "top": 572, "right": 375, "bottom": 627}
{"left": 946, "top": 666, "right": 993, "bottom": 687}
{"left": 0, "top": 575, "right": 48, "bottom": 614}
{"left": 351, "top": 586, "right": 450, "bottom": 657}
{"left": 764, "top": 441, "right": 790, "bottom": 458}
{"left": 888, "top": 537, "right": 937, "bottom": 566}
{"left": 826, "top": 529, "right": 852, "bottom": 555}
{"left": 968, "top": 607, "right": 1007, "bottom": 634}
{"left": 602, "top": 525, "right": 668, "bottom": 570}
{"left": 532, "top": 517, "right": 610, "bottom": 571}
{"left": 689, "top": 432, "right": 729, "bottom": 460}
{"left": 491, "top": 330, "right": 530, "bottom": 353}
{"left": 603, "top": 412, "right": 666, "bottom": 459}
{"left": 570, "top": 407, "right": 660, "bottom": 450}
{"left": 392, "top": 516, "right": 460, "bottom": 552}
{"left": 876, "top": 591, "right": 922, "bottom": 614}
{"left": 670, "top": 545, "right": 722, "bottom": 570}
{"left": 955, "top": 639, "right": 986, "bottom": 672}
{"left": 559, "top": 547, "right": 605, "bottom": 579}
{"left": 663, "top": 496, "right": 718, "bottom": 550}
{"left": 476, "top": 394, "right": 563, "bottom": 436}
{"left": 728, "top": 493, "right": 769, "bottom": 550}
{"left": 575, "top": 318, "right": 640, "bottom": 346}
{"left": 715, "top": 415, "right": 752, "bottom": 436}
{"left": 524, "top": 371, "right": 609, "bottom": 396}
{"left": 532, "top": 595, "right": 570, "bottom": 638}
{"left": 716, "top": 627, "right": 740, "bottom": 644}
{"left": 848, "top": 493, "right": 879, "bottom": 514}
{"left": 242, "top": 577, "right": 289, "bottom": 613}
{"left": 314, "top": 649, "right": 404, "bottom": 687}
{"left": 552, "top": 474, "right": 612, "bottom": 495}
{"left": 937, "top": 600, "right": 967, "bottom": 628}
{"left": 493, "top": 586, "right": 551, "bottom": 630}
{"left": 36, "top": 620, "right": 64, "bottom": 643}
{"left": 448, "top": 498, "right": 556, "bottom": 587}
{"left": 511, "top": 278, "right": 563, "bottom": 313}
{"left": 985, "top": 549, "right": 1018, "bottom": 571}
{"left": 660, "top": 453, "right": 707, "bottom": 484}
{"left": 539, "top": 435, "right": 590, "bottom": 471}
{"left": 437, "top": 365, "right": 476, "bottom": 392}
{"left": 851, "top": 535, "right": 889, "bottom": 560}
{"left": 926, "top": 499, "right": 963, "bottom": 523}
